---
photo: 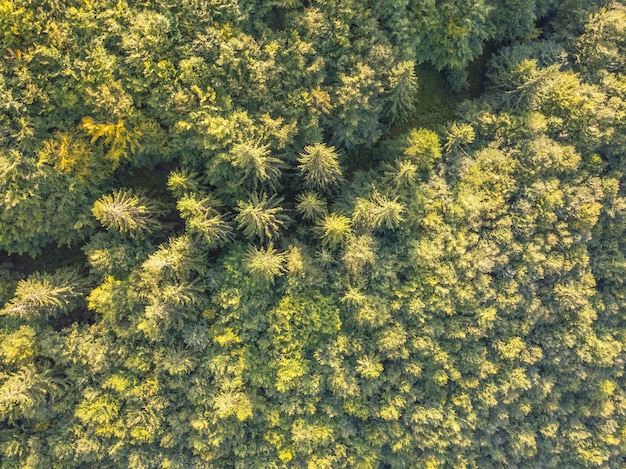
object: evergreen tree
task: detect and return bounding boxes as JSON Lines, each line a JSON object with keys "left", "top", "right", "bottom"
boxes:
{"left": 1, "top": 268, "right": 88, "bottom": 319}
{"left": 244, "top": 243, "right": 288, "bottom": 283}
{"left": 316, "top": 212, "right": 352, "bottom": 249}
{"left": 92, "top": 190, "right": 161, "bottom": 236}
{"left": 297, "top": 143, "right": 343, "bottom": 192}
{"left": 235, "top": 193, "right": 289, "bottom": 242}
{"left": 384, "top": 60, "right": 418, "bottom": 126}
{"left": 229, "top": 140, "right": 284, "bottom": 191}
{"left": 177, "top": 193, "right": 233, "bottom": 248}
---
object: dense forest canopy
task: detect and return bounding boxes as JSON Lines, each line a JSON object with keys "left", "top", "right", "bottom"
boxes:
{"left": 1, "top": 0, "right": 626, "bottom": 467}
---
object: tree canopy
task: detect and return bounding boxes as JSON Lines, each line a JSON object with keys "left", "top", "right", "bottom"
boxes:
{"left": 1, "top": 0, "right": 626, "bottom": 468}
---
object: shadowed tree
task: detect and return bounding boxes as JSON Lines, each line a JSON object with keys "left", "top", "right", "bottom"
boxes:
{"left": 384, "top": 60, "right": 418, "bottom": 126}
{"left": 296, "top": 192, "right": 328, "bottom": 221}
{"left": 382, "top": 159, "right": 419, "bottom": 188}
{"left": 167, "top": 168, "right": 204, "bottom": 198}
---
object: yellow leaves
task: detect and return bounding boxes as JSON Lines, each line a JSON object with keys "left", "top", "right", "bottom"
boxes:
{"left": 37, "top": 118, "right": 142, "bottom": 180}
{"left": 275, "top": 356, "right": 305, "bottom": 392}
{"left": 213, "top": 327, "right": 241, "bottom": 346}
{"left": 261, "top": 113, "right": 297, "bottom": 149}
{"left": 356, "top": 355, "right": 383, "bottom": 379}
{"left": 87, "top": 276, "right": 123, "bottom": 320}
{"left": 212, "top": 390, "right": 252, "bottom": 420}
{"left": 0, "top": 325, "right": 37, "bottom": 365}
{"left": 38, "top": 132, "right": 93, "bottom": 180}
{"left": 75, "top": 394, "right": 119, "bottom": 426}
{"left": 433, "top": 369, "right": 449, "bottom": 386}
{"left": 264, "top": 41, "right": 279, "bottom": 58}
{"left": 540, "top": 423, "right": 559, "bottom": 439}
{"left": 599, "top": 379, "right": 617, "bottom": 396}
{"left": 103, "top": 373, "right": 133, "bottom": 393}
{"left": 309, "top": 87, "right": 332, "bottom": 115}
{"left": 3, "top": 48, "right": 23, "bottom": 61}
{"left": 81, "top": 117, "right": 141, "bottom": 169}
{"left": 495, "top": 336, "right": 526, "bottom": 360}
{"left": 278, "top": 449, "right": 293, "bottom": 462}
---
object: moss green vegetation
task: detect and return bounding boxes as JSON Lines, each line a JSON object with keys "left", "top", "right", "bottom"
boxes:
{"left": 1, "top": 1, "right": 626, "bottom": 468}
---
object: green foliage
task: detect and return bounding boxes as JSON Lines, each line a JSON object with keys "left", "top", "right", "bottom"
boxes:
{"left": 92, "top": 189, "right": 161, "bottom": 236}
{"left": 316, "top": 212, "right": 352, "bottom": 249}
{"left": 167, "top": 168, "right": 203, "bottom": 198}
{"left": 405, "top": 128, "right": 443, "bottom": 172}
{"left": 297, "top": 143, "right": 343, "bottom": 192}
{"left": 244, "top": 243, "right": 287, "bottom": 283}
{"left": 296, "top": 192, "right": 328, "bottom": 221}
{"left": 177, "top": 193, "right": 233, "bottom": 248}
{"left": 2, "top": 1, "right": 626, "bottom": 468}
{"left": 0, "top": 150, "right": 94, "bottom": 255}
{"left": 1, "top": 268, "right": 88, "bottom": 319}
{"left": 412, "top": 0, "right": 494, "bottom": 71}
{"left": 229, "top": 140, "right": 285, "bottom": 191}
{"left": 443, "top": 123, "right": 476, "bottom": 155}
{"left": 382, "top": 158, "right": 419, "bottom": 188}
{"left": 235, "top": 193, "right": 289, "bottom": 242}
{"left": 384, "top": 60, "right": 419, "bottom": 126}
{"left": 353, "top": 193, "right": 406, "bottom": 230}
{"left": 577, "top": 3, "right": 626, "bottom": 75}
{"left": 331, "top": 64, "right": 384, "bottom": 150}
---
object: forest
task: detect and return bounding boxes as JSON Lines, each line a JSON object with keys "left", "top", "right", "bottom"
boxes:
{"left": 1, "top": 0, "right": 626, "bottom": 467}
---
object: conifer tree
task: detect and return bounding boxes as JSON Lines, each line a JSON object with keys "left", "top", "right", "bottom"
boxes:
{"left": 1, "top": 268, "right": 88, "bottom": 319}
{"left": 177, "top": 194, "right": 233, "bottom": 248}
{"left": 167, "top": 168, "right": 203, "bottom": 198}
{"left": 244, "top": 243, "right": 287, "bottom": 283}
{"left": 384, "top": 60, "right": 418, "bottom": 126}
{"left": 316, "top": 212, "right": 352, "bottom": 249}
{"left": 92, "top": 190, "right": 161, "bottom": 236}
{"left": 297, "top": 143, "right": 344, "bottom": 192}
{"left": 229, "top": 140, "right": 284, "bottom": 190}
{"left": 235, "top": 193, "right": 289, "bottom": 242}
{"left": 296, "top": 192, "right": 328, "bottom": 221}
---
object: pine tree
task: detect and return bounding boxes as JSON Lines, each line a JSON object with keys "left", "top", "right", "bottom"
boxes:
{"left": 92, "top": 189, "right": 161, "bottom": 236}
{"left": 297, "top": 143, "right": 344, "bottom": 192}
{"left": 382, "top": 159, "right": 419, "bottom": 188}
{"left": 296, "top": 192, "right": 328, "bottom": 221}
{"left": 370, "top": 193, "right": 405, "bottom": 229}
{"left": 353, "top": 193, "right": 405, "bottom": 230}
{"left": 229, "top": 140, "right": 284, "bottom": 190}
{"left": 316, "top": 212, "right": 352, "bottom": 249}
{"left": 177, "top": 194, "right": 233, "bottom": 248}
{"left": 1, "top": 268, "right": 88, "bottom": 319}
{"left": 167, "top": 168, "right": 203, "bottom": 198}
{"left": 384, "top": 60, "right": 418, "bottom": 126}
{"left": 244, "top": 243, "right": 287, "bottom": 283}
{"left": 443, "top": 123, "right": 475, "bottom": 156}
{"left": 235, "top": 193, "right": 289, "bottom": 242}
